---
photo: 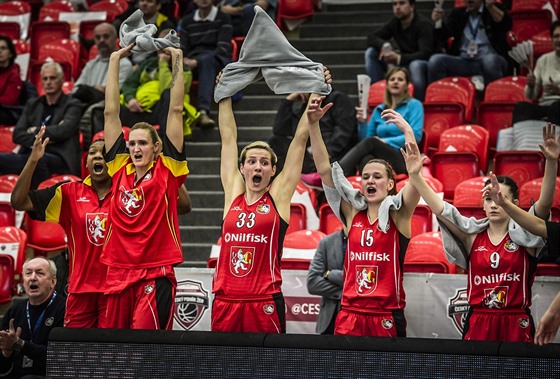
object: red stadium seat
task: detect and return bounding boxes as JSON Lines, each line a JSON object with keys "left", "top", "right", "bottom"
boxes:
{"left": 0, "top": 174, "right": 18, "bottom": 227}
{"left": 493, "top": 151, "right": 545, "bottom": 187}
{"left": 0, "top": 226, "right": 27, "bottom": 276}
{"left": 510, "top": 9, "right": 551, "bottom": 42}
{"left": 453, "top": 176, "right": 489, "bottom": 208}
{"left": 12, "top": 39, "right": 29, "bottom": 55}
{"left": 476, "top": 102, "right": 516, "bottom": 155}
{"left": 0, "top": 126, "right": 18, "bottom": 154}
{"left": 318, "top": 202, "right": 343, "bottom": 235}
{"left": 484, "top": 76, "right": 529, "bottom": 102}
{"left": 287, "top": 203, "right": 306, "bottom": 235}
{"left": 430, "top": 152, "right": 480, "bottom": 201}
{"left": 0, "top": 0, "right": 31, "bottom": 14}
{"left": 38, "top": 38, "right": 81, "bottom": 80}
{"left": 519, "top": 176, "right": 560, "bottom": 221}
{"left": 367, "top": 80, "right": 415, "bottom": 110}
{"left": 438, "top": 124, "right": 489, "bottom": 173}
{"left": 425, "top": 77, "right": 475, "bottom": 122}
{"left": 0, "top": 255, "right": 14, "bottom": 304}
{"left": 535, "top": 262, "right": 560, "bottom": 276}
{"left": 411, "top": 205, "right": 432, "bottom": 238}
{"left": 276, "top": 0, "right": 314, "bottom": 30}
{"left": 422, "top": 102, "right": 465, "bottom": 156}
{"left": 29, "top": 20, "right": 70, "bottom": 61}
{"left": 530, "top": 30, "right": 554, "bottom": 59}
{"left": 25, "top": 175, "right": 80, "bottom": 255}
{"left": 88, "top": 0, "right": 128, "bottom": 22}
{"left": 282, "top": 229, "right": 326, "bottom": 270}
{"left": 38, "top": 0, "right": 74, "bottom": 21}
{"left": 0, "top": 21, "right": 20, "bottom": 40}
{"left": 405, "top": 232, "right": 457, "bottom": 274}
{"left": 346, "top": 175, "right": 362, "bottom": 191}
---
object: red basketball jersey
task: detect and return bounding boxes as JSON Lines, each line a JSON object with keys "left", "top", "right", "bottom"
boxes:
{"left": 341, "top": 210, "right": 408, "bottom": 311}
{"left": 468, "top": 230, "right": 537, "bottom": 310}
{"left": 213, "top": 192, "right": 288, "bottom": 297}
{"left": 102, "top": 134, "right": 188, "bottom": 269}
{"left": 28, "top": 178, "right": 111, "bottom": 293}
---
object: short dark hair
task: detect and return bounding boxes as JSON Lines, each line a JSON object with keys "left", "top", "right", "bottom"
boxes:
{"left": 484, "top": 176, "right": 519, "bottom": 200}
{"left": 550, "top": 20, "right": 560, "bottom": 37}
{"left": 0, "top": 35, "right": 17, "bottom": 67}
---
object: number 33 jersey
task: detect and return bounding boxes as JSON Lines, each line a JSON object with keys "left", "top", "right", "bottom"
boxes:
{"left": 213, "top": 192, "right": 288, "bottom": 297}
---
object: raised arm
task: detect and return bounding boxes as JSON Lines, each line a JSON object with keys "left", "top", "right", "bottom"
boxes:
{"left": 403, "top": 141, "right": 472, "bottom": 246}
{"left": 10, "top": 127, "right": 49, "bottom": 211}
{"left": 270, "top": 94, "right": 323, "bottom": 219}
{"left": 218, "top": 97, "right": 245, "bottom": 214}
{"left": 104, "top": 44, "right": 134, "bottom": 151}
{"left": 534, "top": 123, "right": 560, "bottom": 219}
{"left": 165, "top": 47, "right": 185, "bottom": 152}
{"left": 484, "top": 173, "right": 547, "bottom": 238}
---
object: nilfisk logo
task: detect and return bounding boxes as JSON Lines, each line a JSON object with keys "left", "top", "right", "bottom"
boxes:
{"left": 174, "top": 280, "right": 209, "bottom": 330}
{"left": 448, "top": 288, "right": 470, "bottom": 335}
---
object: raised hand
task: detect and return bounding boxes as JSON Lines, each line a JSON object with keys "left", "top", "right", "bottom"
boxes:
{"left": 30, "top": 126, "right": 49, "bottom": 162}
{"left": 381, "top": 108, "right": 412, "bottom": 132}
{"left": 481, "top": 172, "right": 505, "bottom": 206}
{"left": 539, "top": 123, "right": 560, "bottom": 161}
{"left": 113, "top": 43, "right": 134, "bottom": 59}
{"left": 307, "top": 95, "right": 333, "bottom": 124}
{"left": 401, "top": 141, "right": 425, "bottom": 176}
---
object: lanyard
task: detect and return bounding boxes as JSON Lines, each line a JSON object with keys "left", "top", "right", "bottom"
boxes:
{"left": 468, "top": 14, "right": 482, "bottom": 41}
{"left": 26, "top": 292, "right": 56, "bottom": 343}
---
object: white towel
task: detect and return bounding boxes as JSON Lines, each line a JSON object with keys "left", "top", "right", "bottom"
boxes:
{"left": 214, "top": 5, "right": 331, "bottom": 102}
{"left": 119, "top": 9, "right": 180, "bottom": 53}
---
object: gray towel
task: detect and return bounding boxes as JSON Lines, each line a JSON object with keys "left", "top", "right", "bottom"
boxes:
{"left": 438, "top": 202, "right": 546, "bottom": 269}
{"left": 119, "top": 9, "right": 180, "bottom": 53}
{"left": 214, "top": 5, "right": 331, "bottom": 102}
{"left": 326, "top": 162, "right": 403, "bottom": 232}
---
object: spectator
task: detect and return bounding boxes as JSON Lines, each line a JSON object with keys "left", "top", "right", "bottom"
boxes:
{"left": 512, "top": 21, "right": 560, "bottom": 125}
{"left": 364, "top": 0, "right": 435, "bottom": 101}
{"left": 220, "top": 0, "right": 276, "bottom": 37}
{"left": 0, "top": 35, "right": 23, "bottom": 125}
{"left": 269, "top": 89, "right": 357, "bottom": 177}
{"left": 0, "top": 257, "right": 65, "bottom": 378}
{"left": 306, "top": 228, "right": 347, "bottom": 335}
{"left": 178, "top": 0, "right": 233, "bottom": 128}
{"left": 0, "top": 61, "right": 83, "bottom": 189}
{"left": 73, "top": 22, "right": 134, "bottom": 148}
{"left": 120, "top": 29, "right": 198, "bottom": 139}
{"left": 402, "top": 124, "right": 559, "bottom": 342}
{"left": 428, "top": 0, "right": 512, "bottom": 91}
{"left": 338, "top": 67, "right": 423, "bottom": 177}
{"left": 308, "top": 106, "right": 420, "bottom": 337}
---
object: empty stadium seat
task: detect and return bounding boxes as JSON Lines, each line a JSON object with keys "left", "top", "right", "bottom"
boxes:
{"left": 425, "top": 77, "right": 475, "bottom": 122}
{"left": 0, "top": 255, "right": 14, "bottom": 304}
{"left": 38, "top": 38, "right": 81, "bottom": 80}
{"left": 430, "top": 152, "right": 480, "bottom": 201}
{"left": 476, "top": 102, "right": 516, "bottom": 155}
{"left": 510, "top": 9, "right": 551, "bottom": 42}
{"left": 0, "top": 21, "right": 20, "bottom": 39}
{"left": 318, "top": 202, "right": 343, "bottom": 235}
{"left": 0, "top": 225, "right": 27, "bottom": 276}
{"left": 484, "top": 76, "right": 529, "bottom": 102}
{"left": 422, "top": 102, "right": 465, "bottom": 156}
{"left": 405, "top": 232, "right": 457, "bottom": 274}
{"left": 276, "top": 0, "right": 314, "bottom": 30}
{"left": 29, "top": 20, "right": 70, "bottom": 61}
{"left": 519, "top": 176, "right": 560, "bottom": 221}
{"left": 535, "top": 262, "right": 560, "bottom": 276}
{"left": 287, "top": 203, "right": 306, "bottom": 235}
{"left": 38, "top": 0, "right": 74, "bottom": 21}
{"left": 438, "top": 124, "right": 489, "bottom": 173}
{"left": 0, "top": 126, "right": 18, "bottom": 154}
{"left": 493, "top": 151, "right": 545, "bottom": 187}
{"left": 282, "top": 229, "right": 326, "bottom": 270}
{"left": 453, "top": 176, "right": 490, "bottom": 220}
{"left": 88, "top": 0, "right": 128, "bottom": 22}
{"left": 410, "top": 205, "right": 432, "bottom": 238}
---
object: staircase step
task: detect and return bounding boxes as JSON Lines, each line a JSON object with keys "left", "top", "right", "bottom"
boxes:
{"left": 190, "top": 124, "right": 273, "bottom": 142}
{"left": 232, "top": 95, "right": 283, "bottom": 111}
{"left": 189, "top": 191, "right": 224, "bottom": 208}
{"left": 184, "top": 174, "right": 221, "bottom": 191}
{"left": 300, "top": 24, "right": 376, "bottom": 39}
{"left": 181, "top": 242, "right": 214, "bottom": 265}
{"left": 306, "top": 50, "right": 365, "bottom": 66}
{"left": 327, "top": 64, "right": 366, "bottom": 80}
{"left": 312, "top": 10, "right": 392, "bottom": 25}
{"left": 291, "top": 36, "right": 367, "bottom": 52}
{"left": 180, "top": 225, "right": 221, "bottom": 246}
{"left": 180, "top": 207, "right": 223, "bottom": 226}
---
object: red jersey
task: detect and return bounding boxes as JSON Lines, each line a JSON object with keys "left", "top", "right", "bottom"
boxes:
{"left": 102, "top": 133, "right": 188, "bottom": 269}
{"left": 213, "top": 192, "right": 288, "bottom": 297}
{"left": 28, "top": 177, "right": 111, "bottom": 293}
{"left": 468, "top": 230, "right": 537, "bottom": 310}
{"left": 342, "top": 210, "right": 408, "bottom": 311}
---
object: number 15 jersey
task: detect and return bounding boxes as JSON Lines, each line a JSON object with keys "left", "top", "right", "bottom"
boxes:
{"left": 213, "top": 192, "right": 288, "bottom": 297}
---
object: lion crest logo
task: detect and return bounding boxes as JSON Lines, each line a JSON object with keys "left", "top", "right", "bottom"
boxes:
{"left": 86, "top": 213, "right": 108, "bottom": 246}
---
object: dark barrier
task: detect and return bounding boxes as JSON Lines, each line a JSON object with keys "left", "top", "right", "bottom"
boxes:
{"left": 47, "top": 328, "right": 560, "bottom": 378}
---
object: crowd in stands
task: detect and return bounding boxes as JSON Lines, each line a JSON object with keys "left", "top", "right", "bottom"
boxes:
{"left": 0, "top": 0, "right": 559, "bottom": 376}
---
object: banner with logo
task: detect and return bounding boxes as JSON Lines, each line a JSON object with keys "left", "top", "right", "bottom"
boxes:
{"left": 173, "top": 268, "right": 560, "bottom": 342}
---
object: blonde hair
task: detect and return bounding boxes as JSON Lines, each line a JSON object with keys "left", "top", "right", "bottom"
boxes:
{"left": 239, "top": 141, "right": 277, "bottom": 167}
{"left": 130, "top": 122, "right": 159, "bottom": 145}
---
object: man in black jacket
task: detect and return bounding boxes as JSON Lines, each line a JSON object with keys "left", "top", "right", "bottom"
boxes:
{"left": 427, "top": 0, "right": 512, "bottom": 90}
{"left": 0, "top": 62, "right": 83, "bottom": 188}
{"left": 0, "top": 257, "right": 65, "bottom": 378}
{"left": 365, "top": 0, "right": 435, "bottom": 101}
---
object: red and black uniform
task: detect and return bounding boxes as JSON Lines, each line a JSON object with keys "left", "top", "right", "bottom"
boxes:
{"left": 102, "top": 133, "right": 188, "bottom": 329}
{"left": 212, "top": 192, "right": 288, "bottom": 333}
{"left": 334, "top": 210, "right": 408, "bottom": 337}
{"left": 463, "top": 230, "right": 538, "bottom": 342}
{"left": 28, "top": 177, "right": 111, "bottom": 328}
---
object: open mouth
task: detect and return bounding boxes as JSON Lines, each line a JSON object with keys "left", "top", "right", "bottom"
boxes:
{"left": 93, "top": 163, "right": 104, "bottom": 174}
{"left": 252, "top": 175, "right": 262, "bottom": 186}
{"left": 366, "top": 187, "right": 377, "bottom": 195}
{"left": 29, "top": 284, "right": 39, "bottom": 290}
{"left": 134, "top": 154, "right": 142, "bottom": 160}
